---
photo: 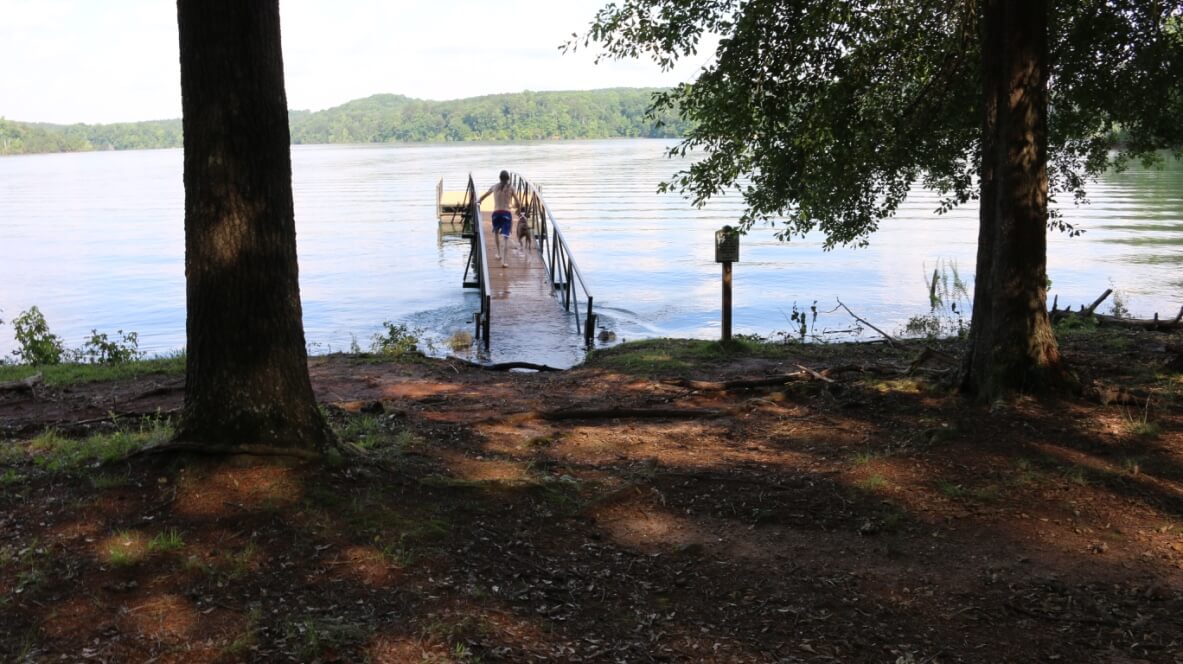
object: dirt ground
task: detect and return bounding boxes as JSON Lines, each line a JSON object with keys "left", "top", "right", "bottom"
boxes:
{"left": 1, "top": 330, "right": 1182, "bottom": 663}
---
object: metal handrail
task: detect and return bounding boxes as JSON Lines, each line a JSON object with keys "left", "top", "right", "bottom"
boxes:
{"left": 460, "top": 175, "right": 491, "bottom": 348}
{"left": 509, "top": 172, "right": 597, "bottom": 346}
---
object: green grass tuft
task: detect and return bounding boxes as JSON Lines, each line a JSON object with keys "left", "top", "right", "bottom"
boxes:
{"left": 857, "top": 474, "right": 889, "bottom": 491}
{"left": 148, "top": 529, "right": 185, "bottom": 554}
{"left": 28, "top": 418, "right": 172, "bottom": 471}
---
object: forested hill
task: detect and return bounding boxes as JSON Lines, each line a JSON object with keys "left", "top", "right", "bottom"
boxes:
{"left": 0, "top": 88, "right": 687, "bottom": 156}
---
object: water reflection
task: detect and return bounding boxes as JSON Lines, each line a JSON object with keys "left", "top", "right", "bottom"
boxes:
{"left": 0, "top": 141, "right": 1179, "bottom": 365}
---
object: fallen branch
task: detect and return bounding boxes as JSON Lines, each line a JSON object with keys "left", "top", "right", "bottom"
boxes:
{"left": 0, "top": 372, "right": 42, "bottom": 394}
{"left": 447, "top": 356, "right": 561, "bottom": 372}
{"left": 836, "top": 299, "right": 897, "bottom": 347}
{"left": 1083, "top": 288, "right": 1114, "bottom": 316}
{"left": 795, "top": 364, "right": 835, "bottom": 384}
{"left": 1050, "top": 289, "right": 1182, "bottom": 331}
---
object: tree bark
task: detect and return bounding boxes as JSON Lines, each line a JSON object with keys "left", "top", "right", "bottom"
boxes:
{"left": 962, "top": 0, "right": 1065, "bottom": 399}
{"left": 174, "top": 0, "right": 332, "bottom": 452}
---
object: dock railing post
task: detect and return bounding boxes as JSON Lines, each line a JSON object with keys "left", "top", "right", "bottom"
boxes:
{"left": 584, "top": 296, "right": 595, "bottom": 345}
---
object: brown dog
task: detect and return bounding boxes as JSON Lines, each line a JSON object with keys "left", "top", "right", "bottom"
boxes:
{"left": 515, "top": 212, "right": 534, "bottom": 253}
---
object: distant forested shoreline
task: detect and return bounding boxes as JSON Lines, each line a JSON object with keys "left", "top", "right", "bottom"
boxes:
{"left": 0, "top": 88, "right": 687, "bottom": 156}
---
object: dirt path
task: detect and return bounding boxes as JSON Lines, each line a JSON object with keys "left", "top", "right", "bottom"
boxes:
{"left": 2, "top": 333, "right": 1182, "bottom": 662}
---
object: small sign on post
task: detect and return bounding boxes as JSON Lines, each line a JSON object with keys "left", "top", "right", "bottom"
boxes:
{"left": 715, "top": 225, "right": 740, "bottom": 342}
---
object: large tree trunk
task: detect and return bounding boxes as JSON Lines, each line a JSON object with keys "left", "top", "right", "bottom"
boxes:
{"left": 174, "top": 0, "right": 332, "bottom": 453}
{"left": 961, "top": 0, "right": 1064, "bottom": 399}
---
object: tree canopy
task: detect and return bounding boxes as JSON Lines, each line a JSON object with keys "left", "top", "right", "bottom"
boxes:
{"left": 574, "top": 1, "right": 1183, "bottom": 248}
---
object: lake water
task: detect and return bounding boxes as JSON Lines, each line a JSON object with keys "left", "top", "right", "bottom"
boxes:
{"left": 0, "top": 140, "right": 1180, "bottom": 367}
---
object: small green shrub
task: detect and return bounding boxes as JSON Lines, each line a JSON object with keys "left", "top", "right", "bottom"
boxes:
{"left": 77, "top": 329, "right": 143, "bottom": 364}
{"left": 11, "top": 306, "right": 65, "bottom": 365}
{"left": 784, "top": 300, "right": 818, "bottom": 342}
{"left": 371, "top": 321, "right": 423, "bottom": 357}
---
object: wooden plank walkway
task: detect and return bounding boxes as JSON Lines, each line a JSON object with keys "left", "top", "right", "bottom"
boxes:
{"left": 475, "top": 211, "right": 587, "bottom": 368}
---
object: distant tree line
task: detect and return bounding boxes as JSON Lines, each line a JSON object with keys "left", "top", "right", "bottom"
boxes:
{"left": 0, "top": 88, "right": 688, "bottom": 156}
{"left": 0, "top": 118, "right": 183, "bottom": 154}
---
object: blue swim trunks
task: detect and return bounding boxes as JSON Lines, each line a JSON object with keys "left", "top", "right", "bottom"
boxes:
{"left": 492, "top": 210, "right": 513, "bottom": 237}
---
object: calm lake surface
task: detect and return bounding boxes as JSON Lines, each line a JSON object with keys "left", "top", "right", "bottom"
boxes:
{"left": 1, "top": 140, "right": 1180, "bottom": 367}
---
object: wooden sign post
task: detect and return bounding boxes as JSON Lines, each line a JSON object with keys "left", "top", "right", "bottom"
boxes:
{"left": 714, "top": 225, "right": 740, "bottom": 342}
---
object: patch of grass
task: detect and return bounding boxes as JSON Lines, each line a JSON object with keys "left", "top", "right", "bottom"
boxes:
{"left": 0, "top": 468, "right": 27, "bottom": 486}
{"left": 330, "top": 413, "right": 423, "bottom": 455}
{"left": 224, "top": 543, "right": 258, "bottom": 579}
{"left": 1063, "top": 465, "right": 1090, "bottom": 487}
{"left": 1119, "top": 456, "right": 1143, "bottom": 475}
{"left": 285, "top": 617, "right": 368, "bottom": 661}
{"left": 2, "top": 541, "right": 50, "bottom": 594}
{"left": 880, "top": 508, "right": 908, "bottom": 533}
{"left": 582, "top": 337, "right": 798, "bottom": 377}
{"left": 1054, "top": 314, "right": 1100, "bottom": 336}
{"left": 29, "top": 417, "right": 172, "bottom": 471}
{"left": 1127, "top": 420, "right": 1161, "bottom": 439}
{"left": 0, "top": 353, "right": 184, "bottom": 386}
{"left": 420, "top": 614, "right": 490, "bottom": 650}
{"left": 89, "top": 472, "right": 129, "bottom": 489}
{"left": 148, "top": 529, "right": 185, "bottom": 554}
{"left": 1122, "top": 398, "right": 1160, "bottom": 438}
{"left": 222, "top": 606, "right": 263, "bottom": 657}
{"left": 850, "top": 449, "right": 882, "bottom": 466}
{"left": 1009, "top": 458, "right": 1042, "bottom": 486}
{"left": 376, "top": 538, "right": 419, "bottom": 567}
{"left": 335, "top": 414, "right": 385, "bottom": 446}
{"left": 936, "top": 480, "right": 968, "bottom": 499}
{"left": 857, "top": 474, "right": 889, "bottom": 491}
{"left": 105, "top": 530, "right": 145, "bottom": 567}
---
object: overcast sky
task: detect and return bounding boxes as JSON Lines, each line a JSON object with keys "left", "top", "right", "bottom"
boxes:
{"left": 0, "top": 0, "right": 714, "bottom": 125}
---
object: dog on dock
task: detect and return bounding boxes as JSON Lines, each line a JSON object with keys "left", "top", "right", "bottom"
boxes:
{"left": 515, "top": 211, "right": 534, "bottom": 254}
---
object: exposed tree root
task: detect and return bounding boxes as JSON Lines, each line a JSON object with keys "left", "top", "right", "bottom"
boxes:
{"left": 131, "top": 441, "right": 328, "bottom": 461}
{"left": 447, "top": 356, "right": 562, "bottom": 372}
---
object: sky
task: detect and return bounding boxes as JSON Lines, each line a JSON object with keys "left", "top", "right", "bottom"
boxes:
{"left": 0, "top": 0, "right": 714, "bottom": 125}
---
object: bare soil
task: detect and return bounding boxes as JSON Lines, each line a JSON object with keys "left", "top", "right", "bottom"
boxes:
{"left": 2, "top": 331, "right": 1182, "bottom": 663}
